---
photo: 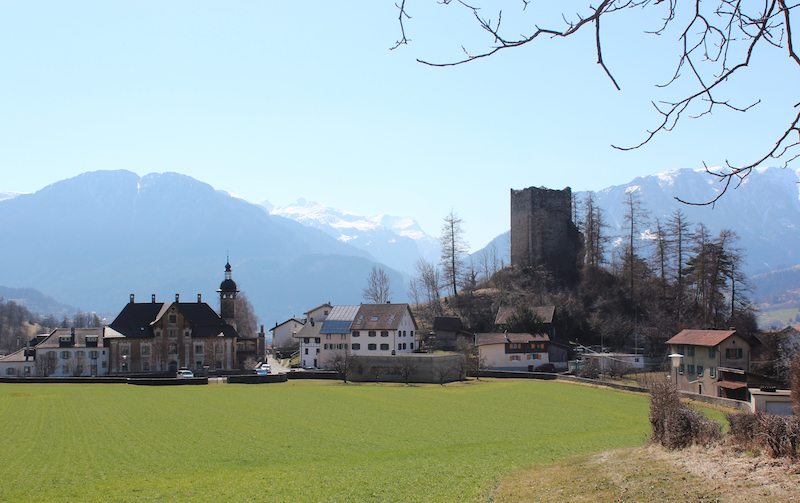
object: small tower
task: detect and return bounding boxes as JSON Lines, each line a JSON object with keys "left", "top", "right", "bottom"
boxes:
{"left": 217, "top": 258, "right": 239, "bottom": 329}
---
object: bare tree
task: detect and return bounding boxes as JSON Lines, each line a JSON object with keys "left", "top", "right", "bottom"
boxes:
{"left": 396, "top": 1, "right": 800, "bottom": 199}
{"left": 666, "top": 209, "right": 693, "bottom": 322}
{"left": 65, "top": 354, "right": 88, "bottom": 376}
{"left": 391, "top": 356, "right": 420, "bottom": 385}
{"left": 34, "top": 351, "right": 59, "bottom": 377}
{"left": 234, "top": 291, "right": 259, "bottom": 337}
{"left": 622, "top": 188, "right": 650, "bottom": 302}
{"left": 439, "top": 209, "right": 469, "bottom": 297}
{"left": 363, "top": 266, "right": 393, "bottom": 304}
{"left": 431, "top": 360, "right": 455, "bottom": 385}
{"left": 325, "top": 350, "right": 359, "bottom": 383}
{"left": 368, "top": 364, "right": 387, "bottom": 382}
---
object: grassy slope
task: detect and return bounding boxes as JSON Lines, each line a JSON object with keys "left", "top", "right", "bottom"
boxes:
{"left": 0, "top": 380, "right": 650, "bottom": 502}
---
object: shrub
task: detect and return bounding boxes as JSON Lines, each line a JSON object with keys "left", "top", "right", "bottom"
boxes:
{"left": 727, "top": 412, "right": 800, "bottom": 458}
{"left": 581, "top": 358, "right": 600, "bottom": 379}
{"left": 650, "top": 382, "right": 720, "bottom": 449}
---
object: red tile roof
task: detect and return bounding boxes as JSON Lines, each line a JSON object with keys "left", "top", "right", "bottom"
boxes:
{"left": 349, "top": 303, "right": 418, "bottom": 331}
{"left": 665, "top": 329, "right": 737, "bottom": 347}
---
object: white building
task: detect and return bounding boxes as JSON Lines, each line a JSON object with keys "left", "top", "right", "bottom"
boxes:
{"left": 0, "top": 327, "right": 111, "bottom": 377}
{"left": 319, "top": 303, "right": 418, "bottom": 367}
{"left": 476, "top": 332, "right": 551, "bottom": 371}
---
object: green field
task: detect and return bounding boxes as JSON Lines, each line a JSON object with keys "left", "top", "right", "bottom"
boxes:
{"left": 0, "top": 380, "right": 651, "bottom": 502}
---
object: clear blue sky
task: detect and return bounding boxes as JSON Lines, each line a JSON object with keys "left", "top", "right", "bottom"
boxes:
{"left": 2, "top": 1, "right": 797, "bottom": 251}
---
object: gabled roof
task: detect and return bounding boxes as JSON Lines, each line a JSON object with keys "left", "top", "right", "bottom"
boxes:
{"left": 433, "top": 316, "right": 462, "bottom": 332}
{"left": 495, "top": 305, "right": 555, "bottom": 325}
{"left": 270, "top": 318, "right": 305, "bottom": 332}
{"left": 34, "top": 327, "right": 105, "bottom": 348}
{"left": 320, "top": 305, "right": 360, "bottom": 334}
{"left": 0, "top": 348, "right": 28, "bottom": 363}
{"left": 304, "top": 303, "right": 332, "bottom": 316}
{"left": 350, "top": 303, "right": 418, "bottom": 331}
{"left": 109, "top": 301, "right": 237, "bottom": 339}
{"left": 295, "top": 319, "right": 324, "bottom": 339}
{"left": 665, "top": 329, "right": 738, "bottom": 347}
{"left": 475, "top": 332, "right": 550, "bottom": 346}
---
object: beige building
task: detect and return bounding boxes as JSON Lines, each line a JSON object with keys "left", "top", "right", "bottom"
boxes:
{"left": 666, "top": 329, "right": 752, "bottom": 397}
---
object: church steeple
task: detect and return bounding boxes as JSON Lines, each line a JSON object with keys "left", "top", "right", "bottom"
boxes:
{"left": 217, "top": 257, "right": 238, "bottom": 329}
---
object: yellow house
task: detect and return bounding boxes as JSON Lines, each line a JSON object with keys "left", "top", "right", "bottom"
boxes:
{"left": 666, "top": 329, "right": 751, "bottom": 397}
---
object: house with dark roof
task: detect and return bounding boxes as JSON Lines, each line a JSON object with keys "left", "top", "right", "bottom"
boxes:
{"left": 494, "top": 305, "right": 556, "bottom": 338}
{"left": 429, "top": 316, "right": 473, "bottom": 350}
{"left": 666, "top": 329, "right": 755, "bottom": 399}
{"left": 106, "top": 261, "right": 264, "bottom": 374}
{"left": 475, "top": 332, "right": 552, "bottom": 371}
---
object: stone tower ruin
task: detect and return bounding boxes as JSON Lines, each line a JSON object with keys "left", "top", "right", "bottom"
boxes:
{"left": 510, "top": 186, "right": 582, "bottom": 280}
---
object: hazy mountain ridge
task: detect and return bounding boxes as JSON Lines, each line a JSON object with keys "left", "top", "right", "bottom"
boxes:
{"left": 0, "top": 286, "right": 76, "bottom": 317}
{"left": 0, "top": 170, "right": 405, "bottom": 325}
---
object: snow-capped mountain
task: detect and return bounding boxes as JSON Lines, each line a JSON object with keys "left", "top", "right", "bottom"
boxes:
{"left": 579, "top": 166, "right": 800, "bottom": 275}
{"left": 0, "top": 191, "right": 25, "bottom": 202}
{"left": 265, "top": 199, "right": 439, "bottom": 274}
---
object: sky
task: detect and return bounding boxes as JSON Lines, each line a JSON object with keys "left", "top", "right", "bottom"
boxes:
{"left": 2, "top": 1, "right": 798, "bottom": 251}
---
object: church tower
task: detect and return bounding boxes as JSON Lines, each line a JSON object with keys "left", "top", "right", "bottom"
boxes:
{"left": 217, "top": 258, "right": 239, "bottom": 329}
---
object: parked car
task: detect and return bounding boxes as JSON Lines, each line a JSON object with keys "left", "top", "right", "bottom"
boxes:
{"left": 534, "top": 363, "right": 556, "bottom": 373}
{"left": 177, "top": 369, "right": 194, "bottom": 379}
{"left": 255, "top": 364, "right": 271, "bottom": 375}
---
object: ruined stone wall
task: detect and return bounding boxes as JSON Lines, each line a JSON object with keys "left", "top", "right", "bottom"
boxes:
{"left": 510, "top": 186, "right": 582, "bottom": 279}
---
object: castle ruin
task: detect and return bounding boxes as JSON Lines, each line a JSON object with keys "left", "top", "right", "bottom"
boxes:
{"left": 510, "top": 186, "right": 582, "bottom": 280}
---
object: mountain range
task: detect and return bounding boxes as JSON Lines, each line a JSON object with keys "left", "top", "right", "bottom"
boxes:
{"left": 3, "top": 166, "right": 800, "bottom": 328}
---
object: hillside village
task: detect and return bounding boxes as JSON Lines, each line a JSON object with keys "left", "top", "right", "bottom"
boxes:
{"left": 2, "top": 184, "right": 798, "bottom": 417}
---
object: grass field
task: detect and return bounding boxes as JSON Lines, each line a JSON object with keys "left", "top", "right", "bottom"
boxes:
{"left": 0, "top": 379, "right": 653, "bottom": 502}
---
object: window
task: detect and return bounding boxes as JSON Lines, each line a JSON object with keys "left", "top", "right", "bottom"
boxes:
{"left": 688, "top": 346, "right": 695, "bottom": 357}
{"left": 679, "top": 364, "right": 684, "bottom": 374}
{"left": 380, "top": 344, "right": 389, "bottom": 350}
{"left": 368, "top": 331, "right": 376, "bottom": 337}
{"left": 509, "top": 343, "right": 520, "bottom": 350}
{"left": 708, "top": 347, "right": 716, "bottom": 358}
{"left": 168, "top": 314, "right": 177, "bottom": 324}
{"left": 341, "top": 334, "right": 347, "bottom": 340}
{"left": 6, "top": 368, "right": 14, "bottom": 375}
{"left": 697, "top": 365, "right": 704, "bottom": 377}
{"left": 61, "top": 351, "right": 70, "bottom": 359}
{"left": 120, "top": 346, "right": 130, "bottom": 356}
{"left": 142, "top": 362, "right": 150, "bottom": 372}
{"left": 90, "top": 350, "right": 98, "bottom": 359}
{"left": 304, "top": 338, "right": 309, "bottom": 343}
{"left": 216, "top": 361, "right": 222, "bottom": 369}
{"left": 371, "top": 317, "right": 379, "bottom": 321}
{"left": 75, "top": 351, "right": 85, "bottom": 357}
{"left": 410, "top": 342, "right": 413, "bottom": 349}
{"left": 352, "top": 331, "right": 360, "bottom": 337}
{"left": 677, "top": 345, "right": 684, "bottom": 355}
{"left": 368, "top": 344, "right": 377, "bottom": 350}
{"left": 102, "top": 361, "right": 107, "bottom": 368}
{"left": 195, "top": 345, "right": 203, "bottom": 355}
{"left": 195, "top": 361, "right": 203, "bottom": 370}
{"left": 326, "top": 334, "right": 331, "bottom": 340}
{"left": 141, "top": 345, "right": 151, "bottom": 356}
{"left": 726, "top": 348, "right": 743, "bottom": 359}
{"left": 168, "top": 329, "right": 177, "bottom": 338}
{"left": 688, "top": 365, "right": 695, "bottom": 375}
{"left": 323, "top": 344, "right": 329, "bottom": 350}
{"left": 184, "top": 330, "right": 190, "bottom": 338}
{"left": 411, "top": 331, "right": 414, "bottom": 338}
{"left": 710, "top": 367, "right": 716, "bottom": 378}
{"left": 510, "top": 355, "right": 521, "bottom": 361}
{"left": 352, "top": 343, "right": 361, "bottom": 350}
{"left": 381, "top": 331, "right": 389, "bottom": 337}
{"left": 305, "top": 348, "right": 309, "bottom": 354}
{"left": 324, "top": 310, "right": 329, "bottom": 315}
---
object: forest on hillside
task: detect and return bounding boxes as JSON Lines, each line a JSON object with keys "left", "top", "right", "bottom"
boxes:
{"left": 0, "top": 298, "right": 102, "bottom": 354}
{"left": 409, "top": 191, "right": 758, "bottom": 356}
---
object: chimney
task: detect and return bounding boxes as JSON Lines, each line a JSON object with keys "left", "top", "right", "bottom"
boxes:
{"left": 175, "top": 293, "right": 180, "bottom": 302}
{"left": 130, "top": 294, "right": 135, "bottom": 303}
{"left": 197, "top": 293, "right": 202, "bottom": 303}
{"left": 151, "top": 294, "right": 156, "bottom": 303}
